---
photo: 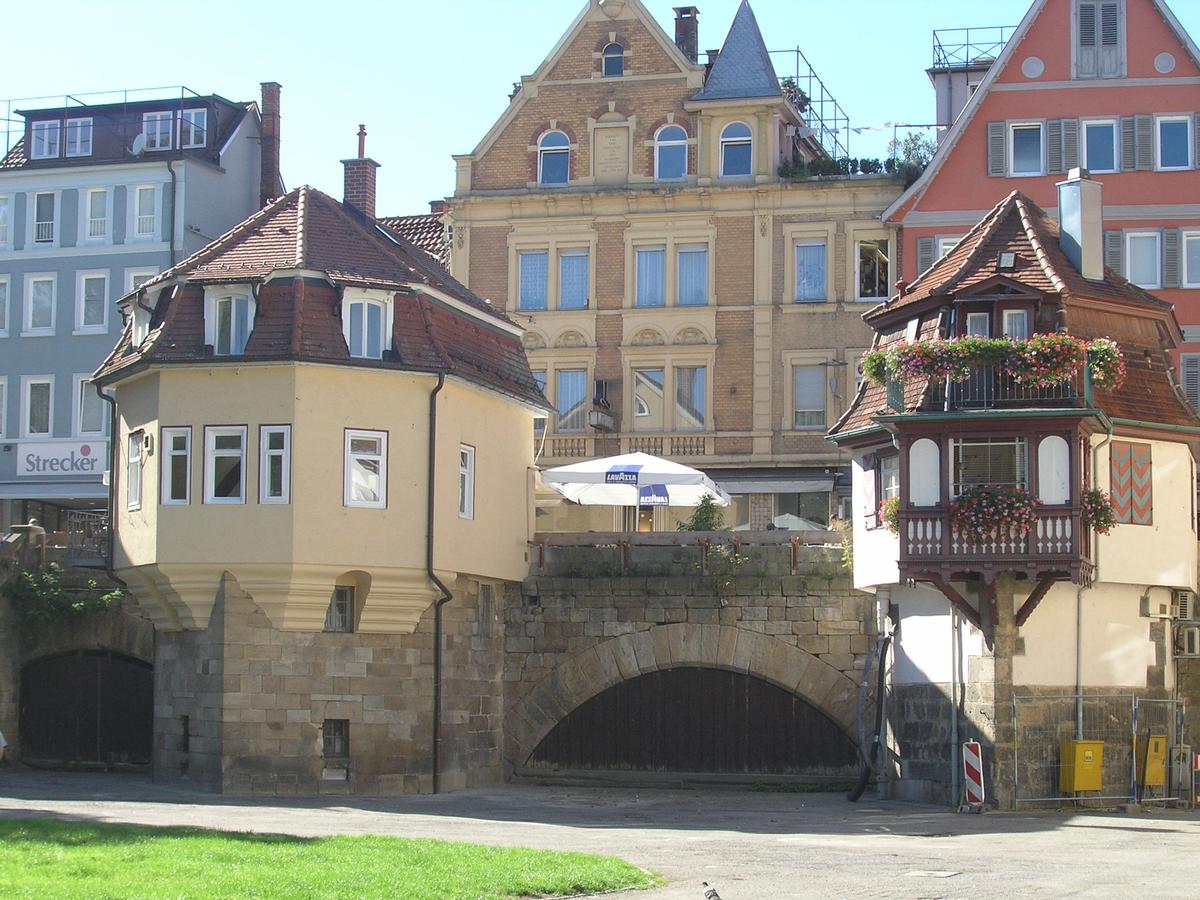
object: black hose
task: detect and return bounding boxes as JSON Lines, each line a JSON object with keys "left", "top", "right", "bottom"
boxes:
{"left": 847, "top": 632, "right": 891, "bottom": 802}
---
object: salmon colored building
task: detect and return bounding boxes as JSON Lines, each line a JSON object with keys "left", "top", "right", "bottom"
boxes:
{"left": 886, "top": 0, "right": 1200, "bottom": 403}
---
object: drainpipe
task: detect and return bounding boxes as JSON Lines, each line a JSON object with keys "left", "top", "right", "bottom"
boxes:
{"left": 1078, "top": 417, "right": 1114, "bottom": 737}
{"left": 949, "top": 607, "right": 960, "bottom": 806}
{"left": 427, "top": 372, "right": 453, "bottom": 794}
{"left": 93, "top": 383, "right": 127, "bottom": 590}
{"left": 166, "top": 160, "right": 178, "bottom": 266}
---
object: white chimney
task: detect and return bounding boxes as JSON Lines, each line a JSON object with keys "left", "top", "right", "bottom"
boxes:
{"left": 1057, "top": 167, "right": 1104, "bottom": 282}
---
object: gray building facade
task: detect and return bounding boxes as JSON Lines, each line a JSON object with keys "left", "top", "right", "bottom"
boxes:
{"left": 0, "top": 83, "right": 281, "bottom": 534}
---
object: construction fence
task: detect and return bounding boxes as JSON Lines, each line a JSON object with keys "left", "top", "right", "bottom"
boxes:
{"left": 1013, "top": 693, "right": 1190, "bottom": 806}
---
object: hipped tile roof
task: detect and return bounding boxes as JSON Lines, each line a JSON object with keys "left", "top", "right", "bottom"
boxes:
{"left": 378, "top": 213, "right": 450, "bottom": 271}
{"left": 96, "top": 185, "right": 548, "bottom": 411}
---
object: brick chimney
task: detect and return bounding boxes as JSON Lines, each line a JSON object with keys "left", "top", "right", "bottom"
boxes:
{"left": 259, "top": 82, "right": 282, "bottom": 208}
{"left": 674, "top": 7, "right": 699, "bottom": 64}
{"left": 342, "top": 124, "right": 381, "bottom": 219}
{"left": 429, "top": 200, "right": 448, "bottom": 215}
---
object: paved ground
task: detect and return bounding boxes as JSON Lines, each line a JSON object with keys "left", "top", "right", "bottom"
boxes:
{"left": 2, "top": 772, "right": 1199, "bottom": 898}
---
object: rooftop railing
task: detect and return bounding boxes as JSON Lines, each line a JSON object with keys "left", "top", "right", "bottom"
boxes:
{"left": 931, "top": 26, "right": 1016, "bottom": 70}
{"left": 770, "top": 48, "right": 850, "bottom": 161}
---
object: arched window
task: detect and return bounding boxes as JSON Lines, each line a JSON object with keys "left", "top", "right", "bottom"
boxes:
{"left": 655, "top": 124, "right": 688, "bottom": 181}
{"left": 343, "top": 296, "right": 390, "bottom": 360}
{"left": 720, "top": 122, "right": 753, "bottom": 177}
{"left": 602, "top": 43, "right": 625, "bottom": 77}
{"left": 538, "top": 130, "right": 570, "bottom": 186}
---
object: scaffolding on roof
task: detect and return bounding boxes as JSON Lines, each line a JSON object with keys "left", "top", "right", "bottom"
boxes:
{"left": 768, "top": 47, "right": 850, "bottom": 162}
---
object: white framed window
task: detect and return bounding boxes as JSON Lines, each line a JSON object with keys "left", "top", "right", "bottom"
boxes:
{"left": 1126, "top": 231, "right": 1161, "bottom": 288}
{"left": 0, "top": 377, "right": 6, "bottom": 439}
{"left": 857, "top": 239, "right": 890, "bottom": 301}
{"left": 23, "top": 274, "right": 56, "bottom": 335}
{"left": 143, "top": 111, "right": 173, "bottom": 151}
{"left": 1002, "top": 309, "right": 1030, "bottom": 340}
{"left": 558, "top": 249, "right": 588, "bottom": 310}
{"left": 880, "top": 454, "right": 900, "bottom": 503}
{"left": 30, "top": 121, "right": 61, "bottom": 159}
{"left": 674, "top": 365, "right": 707, "bottom": 431}
{"left": 205, "top": 290, "right": 255, "bottom": 356}
{"left": 179, "top": 109, "right": 207, "bottom": 148}
{"left": 795, "top": 241, "right": 827, "bottom": 302}
{"left": 458, "top": 443, "right": 475, "bottom": 519}
{"left": 324, "top": 586, "right": 355, "bottom": 633}
{"left": 259, "top": 425, "right": 291, "bottom": 504}
{"left": 555, "top": 369, "right": 588, "bottom": 433}
{"left": 676, "top": 245, "right": 708, "bottom": 307}
{"left": 65, "top": 118, "right": 93, "bottom": 157}
{"left": 635, "top": 246, "right": 666, "bottom": 307}
{"left": 161, "top": 427, "right": 191, "bottom": 505}
{"left": 32, "top": 191, "right": 56, "bottom": 243}
{"left": 204, "top": 426, "right": 247, "bottom": 504}
{"left": 951, "top": 437, "right": 1028, "bottom": 495}
{"left": 83, "top": 188, "right": 109, "bottom": 241}
{"left": 126, "top": 268, "right": 158, "bottom": 292}
{"left": 0, "top": 275, "right": 8, "bottom": 337}
{"left": 602, "top": 42, "right": 625, "bottom": 77}
{"left": 1082, "top": 119, "right": 1118, "bottom": 173}
{"left": 720, "top": 122, "right": 752, "bottom": 177}
{"left": 965, "top": 312, "right": 991, "bottom": 337}
{"left": 937, "top": 236, "right": 964, "bottom": 259}
{"left": 127, "top": 431, "right": 144, "bottom": 511}
{"left": 632, "top": 367, "right": 664, "bottom": 430}
{"left": 1184, "top": 232, "right": 1200, "bottom": 288}
{"left": 133, "top": 185, "right": 158, "bottom": 239}
{"left": 342, "top": 294, "right": 391, "bottom": 359}
{"left": 654, "top": 124, "right": 688, "bottom": 181}
{"left": 1156, "top": 115, "right": 1193, "bottom": 171}
{"left": 538, "top": 131, "right": 570, "bottom": 186}
{"left": 1008, "top": 122, "right": 1045, "bottom": 176}
{"left": 518, "top": 250, "right": 549, "bottom": 311}
{"left": 793, "top": 365, "right": 826, "bottom": 430}
{"left": 344, "top": 429, "right": 387, "bottom": 508}
{"left": 73, "top": 376, "right": 105, "bottom": 437}
{"left": 75, "top": 271, "right": 108, "bottom": 333}
{"left": 22, "top": 376, "right": 53, "bottom": 438}
{"left": 0, "top": 194, "right": 10, "bottom": 246}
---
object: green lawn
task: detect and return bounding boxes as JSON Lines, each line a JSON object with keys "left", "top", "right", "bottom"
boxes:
{"left": 0, "top": 818, "right": 658, "bottom": 900}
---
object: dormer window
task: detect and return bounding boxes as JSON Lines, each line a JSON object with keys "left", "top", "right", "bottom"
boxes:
{"left": 30, "top": 121, "right": 60, "bottom": 159}
{"left": 65, "top": 118, "right": 92, "bottom": 157}
{"left": 538, "top": 131, "right": 570, "bottom": 186}
{"left": 720, "top": 122, "right": 752, "bottom": 177}
{"left": 180, "top": 109, "right": 208, "bottom": 149}
{"left": 204, "top": 288, "right": 255, "bottom": 356}
{"left": 655, "top": 125, "right": 688, "bottom": 181}
{"left": 602, "top": 43, "right": 625, "bottom": 77}
{"left": 342, "top": 291, "right": 393, "bottom": 360}
{"left": 143, "top": 111, "right": 173, "bottom": 151}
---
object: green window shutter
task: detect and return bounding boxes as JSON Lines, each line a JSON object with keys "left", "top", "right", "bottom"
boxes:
{"left": 987, "top": 122, "right": 1006, "bottom": 176}
{"left": 1104, "top": 230, "right": 1124, "bottom": 276}
{"left": 1047, "top": 119, "right": 1064, "bottom": 173}
{"left": 1164, "top": 228, "right": 1181, "bottom": 288}
{"left": 1135, "top": 115, "right": 1154, "bottom": 170}
{"left": 1062, "top": 119, "right": 1080, "bottom": 171}
{"left": 916, "top": 236, "right": 935, "bottom": 274}
{"left": 1121, "top": 117, "right": 1137, "bottom": 171}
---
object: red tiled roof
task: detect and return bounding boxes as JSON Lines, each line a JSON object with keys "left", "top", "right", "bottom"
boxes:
{"left": 96, "top": 185, "right": 548, "bottom": 411}
{"left": 378, "top": 213, "right": 449, "bottom": 271}
{"left": 1, "top": 138, "right": 27, "bottom": 169}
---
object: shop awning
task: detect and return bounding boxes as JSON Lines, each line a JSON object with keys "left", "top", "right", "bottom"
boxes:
{"left": 0, "top": 482, "right": 108, "bottom": 501}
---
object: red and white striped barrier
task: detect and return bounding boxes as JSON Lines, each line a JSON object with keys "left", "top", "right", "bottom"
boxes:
{"left": 963, "top": 740, "right": 985, "bottom": 805}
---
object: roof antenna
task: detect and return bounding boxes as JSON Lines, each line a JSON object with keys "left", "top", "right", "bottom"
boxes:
{"left": 357, "top": 124, "right": 366, "bottom": 160}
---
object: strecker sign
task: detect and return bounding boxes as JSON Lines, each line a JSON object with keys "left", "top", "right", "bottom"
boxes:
{"left": 17, "top": 441, "right": 108, "bottom": 477}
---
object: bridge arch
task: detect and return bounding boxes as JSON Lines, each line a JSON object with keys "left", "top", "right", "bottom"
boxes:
{"left": 506, "top": 622, "right": 861, "bottom": 770}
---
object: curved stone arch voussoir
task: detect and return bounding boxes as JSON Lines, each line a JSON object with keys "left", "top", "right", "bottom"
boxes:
{"left": 507, "top": 622, "right": 861, "bottom": 769}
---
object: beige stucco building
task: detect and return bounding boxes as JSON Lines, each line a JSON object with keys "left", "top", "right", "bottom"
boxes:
{"left": 94, "top": 182, "right": 548, "bottom": 794}
{"left": 443, "top": 0, "right": 905, "bottom": 530}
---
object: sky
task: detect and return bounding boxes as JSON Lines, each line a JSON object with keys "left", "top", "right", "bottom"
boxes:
{"left": 3, "top": 0, "right": 1199, "bottom": 215}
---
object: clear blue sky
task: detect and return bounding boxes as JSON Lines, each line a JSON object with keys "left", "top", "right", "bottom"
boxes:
{"left": 3, "top": 1, "right": 1198, "bottom": 214}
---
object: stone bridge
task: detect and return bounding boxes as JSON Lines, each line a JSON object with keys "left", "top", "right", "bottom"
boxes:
{"left": 505, "top": 535, "right": 875, "bottom": 779}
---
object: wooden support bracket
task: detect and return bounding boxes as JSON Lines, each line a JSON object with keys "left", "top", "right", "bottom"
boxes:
{"left": 915, "top": 572, "right": 983, "bottom": 630}
{"left": 1016, "top": 576, "right": 1058, "bottom": 627}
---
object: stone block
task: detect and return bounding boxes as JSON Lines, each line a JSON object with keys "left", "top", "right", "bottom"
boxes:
{"left": 741, "top": 607, "right": 767, "bottom": 621}
{"left": 817, "top": 620, "right": 860, "bottom": 636}
{"left": 798, "top": 635, "right": 829, "bottom": 655}
{"left": 813, "top": 606, "right": 843, "bottom": 622}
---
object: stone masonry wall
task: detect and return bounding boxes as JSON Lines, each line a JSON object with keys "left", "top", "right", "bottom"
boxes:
{"left": 0, "top": 591, "right": 17, "bottom": 758}
{"left": 506, "top": 542, "right": 874, "bottom": 771}
{"left": 154, "top": 573, "right": 507, "bottom": 796}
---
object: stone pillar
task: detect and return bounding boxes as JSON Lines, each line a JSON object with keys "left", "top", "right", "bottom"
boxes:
{"left": 989, "top": 576, "right": 1020, "bottom": 808}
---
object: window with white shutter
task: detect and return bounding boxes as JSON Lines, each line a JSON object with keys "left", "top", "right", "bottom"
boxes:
{"left": 1182, "top": 355, "right": 1200, "bottom": 412}
{"left": 1076, "top": 1, "right": 1124, "bottom": 79}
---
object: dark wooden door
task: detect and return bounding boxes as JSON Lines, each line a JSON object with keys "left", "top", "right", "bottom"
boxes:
{"left": 528, "top": 667, "right": 858, "bottom": 775}
{"left": 20, "top": 651, "right": 153, "bottom": 764}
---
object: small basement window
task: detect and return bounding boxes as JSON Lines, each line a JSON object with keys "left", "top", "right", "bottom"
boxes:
{"left": 323, "top": 719, "right": 349, "bottom": 760}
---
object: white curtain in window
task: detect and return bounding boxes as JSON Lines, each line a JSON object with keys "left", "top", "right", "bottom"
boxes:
{"left": 31, "top": 280, "right": 53, "bottom": 328}
{"left": 556, "top": 369, "right": 587, "bottom": 432}
{"left": 796, "top": 243, "right": 826, "bottom": 301}
{"left": 674, "top": 366, "right": 706, "bottom": 429}
{"left": 636, "top": 248, "right": 665, "bottom": 307}
{"left": 559, "top": 252, "right": 588, "bottom": 309}
{"left": 677, "top": 247, "right": 707, "bottom": 306}
{"left": 519, "top": 251, "right": 548, "bottom": 310}
{"left": 82, "top": 277, "right": 105, "bottom": 327}
{"left": 793, "top": 365, "right": 826, "bottom": 427}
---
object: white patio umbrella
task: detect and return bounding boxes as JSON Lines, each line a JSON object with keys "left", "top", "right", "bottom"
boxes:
{"left": 540, "top": 451, "right": 730, "bottom": 508}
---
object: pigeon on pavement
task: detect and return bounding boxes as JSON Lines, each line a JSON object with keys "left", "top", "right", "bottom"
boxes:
{"left": 702, "top": 882, "right": 722, "bottom": 900}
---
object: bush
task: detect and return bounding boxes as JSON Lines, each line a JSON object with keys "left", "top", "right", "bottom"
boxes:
{"left": 4, "top": 563, "right": 122, "bottom": 626}
{"left": 677, "top": 493, "right": 726, "bottom": 531}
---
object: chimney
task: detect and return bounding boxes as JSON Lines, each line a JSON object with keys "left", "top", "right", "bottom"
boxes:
{"left": 704, "top": 48, "right": 720, "bottom": 78}
{"left": 259, "top": 82, "right": 282, "bottom": 208}
{"left": 1057, "top": 167, "right": 1104, "bottom": 282}
{"left": 342, "top": 124, "right": 381, "bottom": 219}
{"left": 429, "top": 200, "right": 448, "bottom": 215}
{"left": 674, "top": 7, "right": 699, "bottom": 64}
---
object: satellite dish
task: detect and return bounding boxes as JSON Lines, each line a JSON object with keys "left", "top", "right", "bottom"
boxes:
{"left": 131, "top": 133, "right": 147, "bottom": 156}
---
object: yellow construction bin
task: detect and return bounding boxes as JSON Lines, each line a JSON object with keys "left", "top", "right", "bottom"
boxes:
{"left": 1060, "top": 740, "right": 1104, "bottom": 793}
{"left": 1137, "top": 734, "right": 1168, "bottom": 789}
